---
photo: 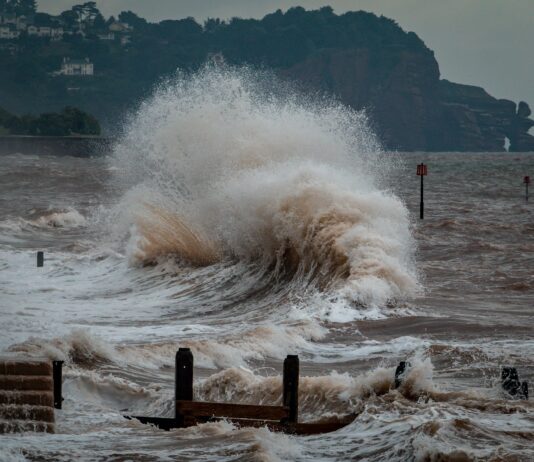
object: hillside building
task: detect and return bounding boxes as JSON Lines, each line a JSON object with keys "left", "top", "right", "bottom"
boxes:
{"left": 0, "top": 24, "right": 20, "bottom": 39}
{"left": 58, "top": 57, "right": 94, "bottom": 76}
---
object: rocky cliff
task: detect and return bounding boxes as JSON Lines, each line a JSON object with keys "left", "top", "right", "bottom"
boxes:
{"left": 281, "top": 39, "right": 534, "bottom": 152}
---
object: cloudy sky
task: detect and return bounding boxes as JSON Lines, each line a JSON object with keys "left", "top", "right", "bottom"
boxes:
{"left": 39, "top": 0, "right": 534, "bottom": 108}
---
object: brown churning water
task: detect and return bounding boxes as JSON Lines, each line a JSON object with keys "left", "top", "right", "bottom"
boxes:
{"left": 0, "top": 67, "right": 533, "bottom": 461}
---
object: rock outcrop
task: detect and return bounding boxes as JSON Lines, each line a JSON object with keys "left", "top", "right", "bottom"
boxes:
{"left": 282, "top": 45, "right": 534, "bottom": 152}
{"left": 509, "top": 102, "right": 534, "bottom": 151}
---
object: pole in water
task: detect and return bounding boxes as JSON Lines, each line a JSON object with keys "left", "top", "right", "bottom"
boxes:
{"left": 52, "top": 360, "right": 64, "bottom": 409}
{"left": 394, "top": 361, "right": 411, "bottom": 389}
{"left": 502, "top": 367, "right": 529, "bottom": 400}
{"left": 175, "top": 348, "right": 194, "bottom": 425}
{"left": 524, "top": 176, "right": 530, "bottom": 202}
{"left": 37, "top": 251, "right": 44, "bottom": 267}
{"left": 416, "top": 163, "right": 428, "bottom": 219}
{"left": 283, "top": 355, "right": 299, "bottom": 425}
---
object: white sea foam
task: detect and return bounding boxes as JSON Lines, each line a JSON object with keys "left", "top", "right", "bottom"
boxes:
{"left": 110, "top": 65, "right": 418, "bottom": 309}
{"left": 33, "top": 209, "right": 87, "bottom": 229}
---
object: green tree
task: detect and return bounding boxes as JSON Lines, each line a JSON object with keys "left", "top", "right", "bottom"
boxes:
{"left": 118, "top": 10, "right": 147, "bottom": 30}
{"left": 72, "top": 2, "right": 100, "bottom": 24}
{"left": 61, "top": 106, "right": 100, "bottom": 135}
{"left": 1, "top": 0, "right": 36, "bottom": 15}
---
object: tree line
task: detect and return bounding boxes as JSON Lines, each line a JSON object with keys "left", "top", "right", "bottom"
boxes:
{"left": 0, "top": 106, "right": 101, "bottom": 136}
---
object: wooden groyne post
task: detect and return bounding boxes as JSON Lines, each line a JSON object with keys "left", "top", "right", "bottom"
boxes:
{"left": 127, "top": 349, "right": 354, "bottom": 435}
{"left": 175, "top": 348, "right": 193, "bottom": 426}
{"left": 283, "top": 355, "right": 299, "bottom": 424}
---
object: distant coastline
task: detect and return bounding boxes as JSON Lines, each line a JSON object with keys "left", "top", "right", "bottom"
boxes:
{"left": 2, "top": 5, "right": 534, "bottom": 152}
{"left": 2, "top": 136, "right": 533, "bottom": 158}
{"left": 0, "top": 135, "right": 113, "bottom": 157}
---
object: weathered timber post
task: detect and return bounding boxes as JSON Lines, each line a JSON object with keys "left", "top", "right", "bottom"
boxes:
{"left": 502, "top": 367, "right": 529, "bottom": 400}
{"left": 283, "top": 355, "right": 299, "bottom": 425}
{"left": 417, "top": 163, "right": 428, "bottom": 219}
{"left": 175, "top": 348, "right": 194, "bottom": 426}
{"left": 394, "top": 361, "right": 411, "bottom": 389}
{"left": 524, "top": 176, "right": 530, "bottom": 202}
{"left": 52, "top": 360, "right": 64, "bottom": 409}
{"left": 37, "top": 251, "right": 44, "bottom": 267}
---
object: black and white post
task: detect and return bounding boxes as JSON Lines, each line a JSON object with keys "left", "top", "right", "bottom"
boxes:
{"left": 417, "top": 163, "right": 428, "bottom": 219}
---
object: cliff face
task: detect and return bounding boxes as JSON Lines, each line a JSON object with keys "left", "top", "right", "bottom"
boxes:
{"left": 279, "top": 30, "right": 534, "bottom": 152}
{"left": 437, "top": 82, "right": 534, "bottom": 152}
{"left": 282, "top": 46, "right": 442, "bottom": 150}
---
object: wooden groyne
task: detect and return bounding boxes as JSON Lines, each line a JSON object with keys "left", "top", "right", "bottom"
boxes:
{"left": 0, "top": 136, "right": 113, "bottom": 157}
{"left": 126, "top": 348, "right": 356, "bottom": 435}
{"left": 0, "top": 358, "right": 63, "bottom": 434}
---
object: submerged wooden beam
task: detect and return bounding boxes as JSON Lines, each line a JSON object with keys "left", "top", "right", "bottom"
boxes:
{"left": 125, "top": 416, "right": 178, "bottom": 430}
{"left": 125, "top": 414, "right": 356, "bottom": 435}
{"left": 176, "top": 400, "right": 289, "bottom": 421}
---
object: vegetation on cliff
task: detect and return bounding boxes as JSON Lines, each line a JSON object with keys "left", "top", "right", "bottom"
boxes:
{"left": 0, "top": 105, "right": 100, "bottom": 136}
{"left": 0, "top": 2, "right": 533, "bottom": 150}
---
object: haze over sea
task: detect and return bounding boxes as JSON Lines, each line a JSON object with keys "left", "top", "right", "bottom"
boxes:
{"left": 1, "top": 67, "right": 533, "bottom": 461}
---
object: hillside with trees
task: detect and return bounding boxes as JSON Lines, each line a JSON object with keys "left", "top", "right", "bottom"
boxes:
{"left": 0, "top": 1, "right": 533, "bottom": 150}
{"left": 0, "top": 105, "right": 100, "bottom": 135}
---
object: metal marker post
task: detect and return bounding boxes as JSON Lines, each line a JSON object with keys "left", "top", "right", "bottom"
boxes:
{"left": 524, "top": 176, "right": 530, "bottom": 202}
{"left": 416, "top": 163, "right": 428, "bottom": 219}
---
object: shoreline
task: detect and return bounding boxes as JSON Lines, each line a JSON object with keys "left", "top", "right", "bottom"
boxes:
{"left": 0, "top": 136, "right": 115, "bottom": 157}
{"left": 0, "top": 136, "right": 533, "bottom": 157}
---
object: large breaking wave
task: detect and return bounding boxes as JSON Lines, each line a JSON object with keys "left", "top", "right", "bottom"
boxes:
{"left": 111, "top": 65, "right": 418, "bottom": 307}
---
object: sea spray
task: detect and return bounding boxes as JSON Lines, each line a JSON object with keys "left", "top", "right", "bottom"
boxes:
{"left": 110, "top": 64, "right": 418, "bottom": 307}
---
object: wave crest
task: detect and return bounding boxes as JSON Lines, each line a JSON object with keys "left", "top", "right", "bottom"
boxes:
{"left": 112, "top": 65, "right": 418, "bottom": 306}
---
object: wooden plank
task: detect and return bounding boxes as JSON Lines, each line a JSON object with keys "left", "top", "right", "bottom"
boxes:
{"left": 0, "top": 391, "right": 54, "bottom": 407}
{"left": 0, "top": 375, "right": 53, "bottom": 391}
{"left": 0, "top": 420, "right": 54, "bottom": 434}
{"left": 192, "top": 417, "right": 355, "bottom": 435}
{"left": 125, "top": 416, "right": 178, "bottom": 430}
{"left": 294, "top": 420, "right": 354, "bottom": 435}
{"left": 0, "top": 360, "right": 52, "bottom": 376}
{"left": 126, "top": 413, "right": 357, "bottom": 435}
{"left": 176, "top": 401, "right": 289, "bottom": 421}
{"left": 0, "top": 404, "right": 55, "bottom": 423}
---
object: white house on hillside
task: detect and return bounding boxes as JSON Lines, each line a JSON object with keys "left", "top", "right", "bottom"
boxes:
{"left": 58, "top": 57, "right": 94, "bottom": 76}
{"left": 0, "top": 24, "right": 20, "bottom": 39}
{"left": 27, "top": 25, "right": 63, "bottom": 39}
{"left": 108, "top": 21, "right": 131, "bottom": 33}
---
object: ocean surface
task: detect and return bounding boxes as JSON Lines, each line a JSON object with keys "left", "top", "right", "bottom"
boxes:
{"left": 1, "top": 69, "right": 533, "bottom": 461}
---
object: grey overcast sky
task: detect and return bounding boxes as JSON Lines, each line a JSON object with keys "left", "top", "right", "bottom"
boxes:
{"left": 38, "top": 0, "right": 534, "bottom": 108}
